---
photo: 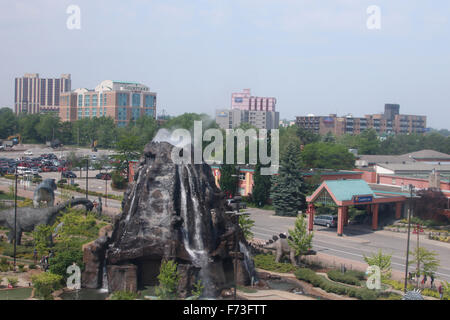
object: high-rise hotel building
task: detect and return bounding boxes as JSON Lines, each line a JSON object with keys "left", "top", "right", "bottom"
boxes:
{"left": 59, "top": 80, "right": 157, "bottom": 126}
{"left": 14, "top": 73, "right": 71, "bottom": 114}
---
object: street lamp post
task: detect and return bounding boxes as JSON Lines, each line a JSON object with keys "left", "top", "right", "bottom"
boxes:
{"left": 403, "top": 184, "right": 414, "bottom": 292}
{"left": 105, "top": 171, "right": 108, "bottom": 207}
{"left": 85, "top": 158, "right": 89, "bottom": 199}
{"left": 13, "top": 166, "right": 18, "bottom": 271}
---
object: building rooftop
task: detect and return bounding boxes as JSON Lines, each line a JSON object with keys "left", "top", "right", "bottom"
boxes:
{"left": 356, "top": 149, "right": 450, "bottom": 166}
{"left": 324, "top": 179, "right": 375, "bottom": 201}
{"left": 403, "top": 149, "right": 450, "bottom": 160}
{"left": 377, "top": 162, "right": 450, "bottom": 172}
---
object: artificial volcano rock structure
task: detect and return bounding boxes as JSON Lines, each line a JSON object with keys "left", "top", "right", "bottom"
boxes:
{"left": 82, "top": 141, "right": 256, "bottom": 297}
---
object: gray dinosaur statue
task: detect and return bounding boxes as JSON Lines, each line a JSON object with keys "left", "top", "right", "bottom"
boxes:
{"left": 264, "top": 233, "right": 298, "bottom": 266}
{"left": 0, "top": 198, "right": 94, "bottom": 245}
{"left": 33, "top": 179, "right": 57, "bottom": 208}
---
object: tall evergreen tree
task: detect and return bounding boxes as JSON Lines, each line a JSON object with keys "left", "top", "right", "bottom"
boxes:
{"left": 270, "top": 142, "right": 306, "bottom": 216}
{"left": 252, "top": 162, "right": 272, "bottom": 207}
{"left": 219, "top": 164, "right": 238, "bottom": 198}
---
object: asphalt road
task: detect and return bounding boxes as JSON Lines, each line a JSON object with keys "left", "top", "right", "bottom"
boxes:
{"left": 248, "top": 208, "right": 450, "bottom": 283}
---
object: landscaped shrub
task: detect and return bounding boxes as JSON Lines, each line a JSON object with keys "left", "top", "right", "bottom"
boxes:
{"left": 155, "top": 260, "right": 180, "bottom": 300}
{"left": 110, "top": 290, "right": 139, "bottom": 300}
{"left": 7, "top": 277, "right": 19, "bottom": 287}
{"left": 31, "top": 272, "right": 63, "bottom": 300}
{"left": 253, "top": 253, "right": 298, "bottom": 273}
{"left": 295, "top": 268, "right": 378, "bottom": 300}
{"left": 2, "top": 243, "right": 34, "bottom": 259}
{"left": 327, "top": 269, "right": 362, "bottom": 286}
{"left": 32, "top": 177, "right": 42, "bottom": 184}
{"left": 345, "top": 270, "right": 366, "bottom": 280}
{"left": 111, "top": 171, "right": 127, "bottom": 189}
{"left": 28, "top": 264, "right": 37, "bottom": 270}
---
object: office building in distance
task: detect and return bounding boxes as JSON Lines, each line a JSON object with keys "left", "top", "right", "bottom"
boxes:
{"left": 295, "top": 104, "right": 426, "bottom": 136}
{"left": 216, "top": 89, "right": 279, "bottom": 130}
{"left": 59, "top": 80, "right": 157, "bottom": 126}
{"left": 14, "top": 73, "right": 71, "bottom": 114}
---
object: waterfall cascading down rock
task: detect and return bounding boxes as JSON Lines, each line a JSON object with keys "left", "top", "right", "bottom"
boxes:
{"left": 82, "top": 140, "right": 256, "bottom": 297}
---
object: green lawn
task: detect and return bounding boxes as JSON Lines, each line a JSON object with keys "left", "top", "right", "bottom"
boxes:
{"left": 0, "top": 287, "right": 33, "bottom": 300}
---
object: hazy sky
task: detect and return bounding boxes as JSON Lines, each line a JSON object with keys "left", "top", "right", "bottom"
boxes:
{"left": 1, "top": 0, "right": 449, "bottom": 129}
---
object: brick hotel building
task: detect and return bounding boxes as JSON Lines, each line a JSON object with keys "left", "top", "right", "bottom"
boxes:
{"left": 59, "top": 80, "right": 157, "bottom": 126}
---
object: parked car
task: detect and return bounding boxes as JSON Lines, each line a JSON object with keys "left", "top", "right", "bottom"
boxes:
{"left": 313, "top": 215, "right": 338, "bottom": 228}
{"left": 62, "top": 171, "right": 77, "bottom": 178}
{"left": 95, "top": 173, "right": 111, "bottom": 180}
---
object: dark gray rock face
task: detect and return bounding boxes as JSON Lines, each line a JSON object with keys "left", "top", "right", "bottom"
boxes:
{"left": 83, "top": 141, "right": 255, "bottom": 297}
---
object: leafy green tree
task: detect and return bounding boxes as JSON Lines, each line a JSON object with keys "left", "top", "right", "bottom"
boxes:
{"left": 238, "top": 215, "right": 255, "bottom": 240}
{"left": 156, "top": 260, "right": 180, "bottom": 300}
{"left": 363, "top": 249, "right": 392, "bottom": 281}
{"left": 114, "top": 134, "right": 142, "bottom": 181}
{"left": 0, "top": 108, "right": 18, "bottom": 139}
{"left": 296, "top": 127, "right": 320, "bottom": 146}
{"left": 33, "top": 224, "right": 54, "bottom": 256}
{"left": 322, "top": 132, "right": 336, "bottom": 143}
{"left": 356, "top": 129, "right": 380, "bottom": 155}
{"left": 36, "top": 113, "right": 61, "bottom": 142}
{"left": 409, "top": 247, "right": 440, "bottom": 278}
{"left": 271, "top": 142, "right": 306, "bottom": 216}
{"left": 49, "top": 243, "right": 84, "bottom": 281}
{"left": 59, "top": 121, "right": 73, "bottom": 145}
{"left": 288, "top": 214, "right": 314, "bottom": 265}
{"left": 301, "top": 142, "right": 355, "bottom": 170}
{"left": 18, "top": 113, "right": 41, "bottom": 143}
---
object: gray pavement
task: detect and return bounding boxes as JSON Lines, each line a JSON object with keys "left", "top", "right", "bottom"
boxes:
{"left": 247, "top": 207, "right": 450, "bottom": 282}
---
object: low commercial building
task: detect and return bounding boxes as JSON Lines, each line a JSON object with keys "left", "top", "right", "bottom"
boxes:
{"left": 59, "top": 80, "right": 157, "bottom": 126}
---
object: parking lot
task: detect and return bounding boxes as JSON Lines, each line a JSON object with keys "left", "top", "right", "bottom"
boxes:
{"left": 0, "top": 144, "right": 123, "bottom": 196}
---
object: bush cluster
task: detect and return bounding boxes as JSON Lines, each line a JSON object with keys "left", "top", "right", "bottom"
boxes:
{"left": 253, "top": 253, "right": 298, "bottom": 273}
{"left": 31, "top": 272, "right": 63, "bottom": 300}
{"left": 383, "top": 279, "right": 449, "bottom": 300}
{"left": 327, "top": 269, "right": 363, "bottom": 286}
{"left": 295, "top": 268, "right": 378, "bottom": 300}
{"left": 110, "top": 290, "right": 139, "bottom": 300}
{"left": 57, "top": 183, "right": 123, "bottom": 201}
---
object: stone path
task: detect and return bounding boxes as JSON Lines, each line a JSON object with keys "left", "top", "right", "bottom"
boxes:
{"left": 237, "top": 289, "right": 316, "bottom": 300}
